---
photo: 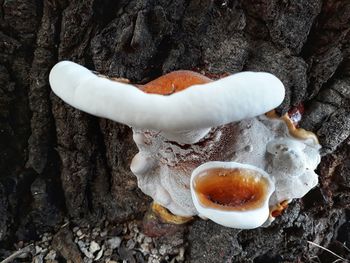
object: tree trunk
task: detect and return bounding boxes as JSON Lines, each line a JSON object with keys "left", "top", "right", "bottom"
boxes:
{"left": 0, "top": 0, "right": 350, "bottom": 262}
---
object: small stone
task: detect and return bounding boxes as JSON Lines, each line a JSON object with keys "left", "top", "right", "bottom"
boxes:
{"left": 77, "top": 240, "right": 94, "bottom": 259}
{"left": 159, "top": 246, "right": 167, "bottom": 255}
{"left": 136, "top": 233, "right": 145, "bottom": 243}
{"left": 33, "top": 254, "right": 44, "bottom": 263}
{"left": 148, "top": 256, "right": 161, "bottom": 263}
{"left": 150, "top": 248, "right": 158, "bottom": 255}
{"left": 126, "top": 239, "right": 136, "bottom": 249}
{"left": 35, "top": 245, "right": 44, "bottom": 254}
{"left": 77, "top": 240, "right": 85, "bottom": 249}
{"left": 133, "top": 226, "right": 140, "bottom": 234}
{"left": 92, "top": 228, "right": 100, "bottom": 238}
{"left": 100, "top": 230, "right": 108, "bottom": 237}
{"left": 106, "top": 237, "right": 122, "bottom": 250}
{"left": 73, "top": 227, "right": 79, "bottom": 233}
{"left": 80, "top": 247, "right": 94, "bottom": 259}
{"left": 94, "top": 245, "right": 104, "bottom": 261}
{"left": 140, "top": 243, "right": 150, "bottom": 255}
{"left": 122, "top": 226, "right": 128, "bottom": 234}
{"left": 76, "top": 230, "right": 83, "bottom": 237}
{"left": 175, "top": 247, "right": 185, "bottom": 261}
{"left": 45, "top": 250, "right": 57, "bottom": 260}
{"left": 144, "top": 237, "right": 152, "bottom": 244}
{"left": 89, "top": 241, "right": 100, "bottom": 254}
{"left": 84, "top": 258, "right": 93, "bottom": 263}
{"left": 104, "top": 248, "right": 113, "bottom": 256}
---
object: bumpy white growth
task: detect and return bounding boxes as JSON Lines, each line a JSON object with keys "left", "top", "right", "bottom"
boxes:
{"left": 49, "top": 60, "right": 321, "bottom": 229}
{"left": 190, "top": 162, "right": 275, "bottom": 229}
{"left": 49, "top": 61, "right": 284, "bottom": 143}
{"left": 132, "top": 116, "right": 321, "bottom": 227}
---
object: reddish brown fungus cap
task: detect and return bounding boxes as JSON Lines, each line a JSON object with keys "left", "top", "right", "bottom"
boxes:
{"left": 138, "top": 70, "right": 212, "bottom": 95}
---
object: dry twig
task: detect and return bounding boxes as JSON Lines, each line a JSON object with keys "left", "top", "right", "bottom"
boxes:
{"left": 0, "top": 244, "right": 35, "bottom": 263}
{"left": 307, "top": 241, "right": 349, "bottom": 262}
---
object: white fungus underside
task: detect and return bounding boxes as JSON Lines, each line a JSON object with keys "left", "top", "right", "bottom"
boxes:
{"left": 131, "top": 116, "right": 321, "bottom": 226}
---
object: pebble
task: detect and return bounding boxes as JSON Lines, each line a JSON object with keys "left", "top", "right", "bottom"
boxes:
{"left": 148, "top": 256, "right": 161, "bottom": 263}
{"left": 106, "top": 237, "right": 122, "bottom": 250}
{"left": 136, "top": 233, "right": 145, "bottom": 243}
{"left": 122, "top": 226, "right": 128, "bottom": 234}
{"left": 144, "top": 237, "right": 152, "bottom": 244}
{"left": 94, "top": 245, "right": 104, "bottom": 261}
{"left": 77, "top": 240, "right": 94, "bottom": 259}
{"left": 159, "top": 246, "right": 167, "bottom": 256}
{"left": 104, "top": 248, "right": 113, "bottom": 256}
{"left": 77, "top": 240, "right": 86, "bottom": 249}
{"left": 33, "top": 254, "right": 44, "bottom": 263}
{"left": 7, "top": 219, "right": 186, "bottom": 263}
{"left": 100, "top": 230, "right": 108, "bottom": 237}
{"left": 176, "top": 247, "right": 185, "bottom": 261}
{"left": 89, "top": 241, "right": 100, "bottom": 254}
{"left": 45, "top": 250, "right": 57, "bottom": 260}
{"left": 140, "top": 243, "right": 151, "bottom": 255}
{"left": 76, "top": 230, "right": 83, "bottom": 237}
{"left": 126, "top": 239, "right": 136, "bottom": 249}
{"left": 84, "top": 258, "right": 93, "bottom": 263}
{"left": 35, "top": 245, "right": 47, "bottom": 255}
{"left": 150, "top": 248, "right": 158, "bottom": 255}
{"left": 80, "top": 246, "right": 94, "bottom": 259}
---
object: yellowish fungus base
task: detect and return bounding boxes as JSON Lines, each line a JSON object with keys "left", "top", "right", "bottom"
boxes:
{"left": 151, "top": 203, "right": 193, "bottom": 225}
{"left": 266, "top": 110, "right": 319, "bottom": 144}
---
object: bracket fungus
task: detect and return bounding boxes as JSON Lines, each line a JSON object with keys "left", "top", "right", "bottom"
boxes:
{"left": 49, "top": 61, "right": 321, "bottom": 230}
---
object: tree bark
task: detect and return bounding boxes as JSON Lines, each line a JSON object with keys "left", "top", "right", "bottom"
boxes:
{"left": 0, "top": 0, "right": 350, "bottom": 262}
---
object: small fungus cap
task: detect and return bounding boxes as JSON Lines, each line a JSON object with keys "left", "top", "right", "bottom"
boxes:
{"left": 190, "top": 161, "right": 275, "bottom": 229}
{"left": 49, "top": 61, "right": 285, "bottom": 132}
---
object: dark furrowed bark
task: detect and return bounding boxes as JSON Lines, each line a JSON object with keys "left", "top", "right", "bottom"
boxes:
{"left": 0, "top": 0, "right": 350, "bottom": 262}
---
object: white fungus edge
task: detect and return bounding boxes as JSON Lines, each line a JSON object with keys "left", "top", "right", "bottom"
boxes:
{"left": 49, "top": 61, "right": 285, "bottom": 142}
